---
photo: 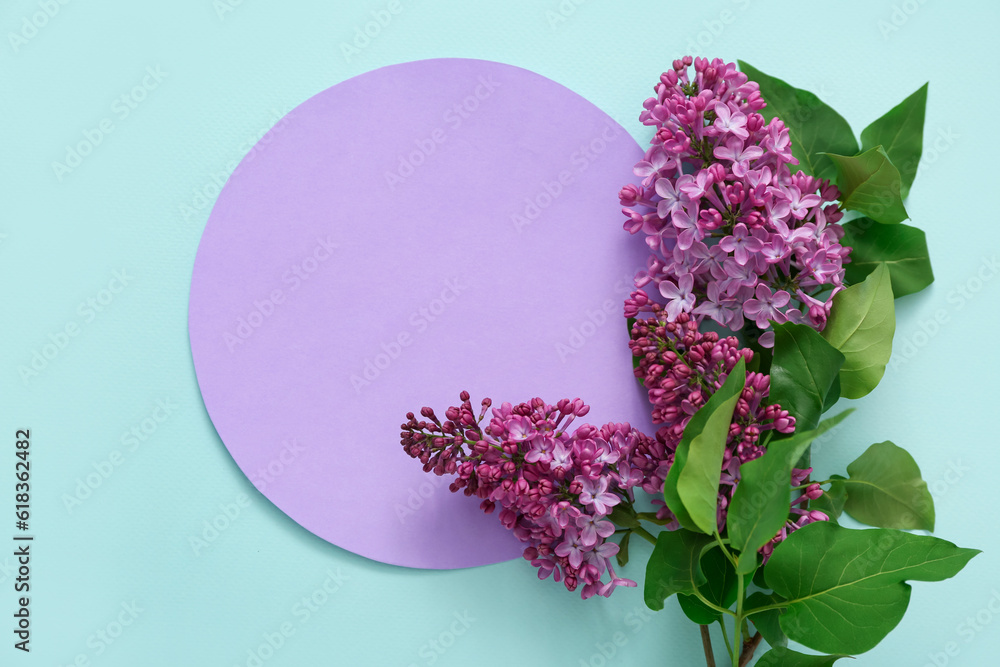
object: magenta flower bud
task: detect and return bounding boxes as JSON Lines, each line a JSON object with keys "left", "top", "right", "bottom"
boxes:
{"left": 618, "top": 183, "right": 642, "bottom": 206}
{"left": 805, "top": 483, "right": 824, "bottom": 500}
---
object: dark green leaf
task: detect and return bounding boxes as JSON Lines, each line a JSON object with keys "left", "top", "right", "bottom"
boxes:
{"left": 860, "top": 83, "right": 928, "bottom": 199}
{"left": 644, "top": 529, "right": 714, "bottom": 611}
{"left": 825, "top": 148, "right": 908, "bottom": 224}
{"left": 746, "top": 592, "right": 788, "bottom": 648}
{"left": 677, "top": 545, "right": 739, "bottom": 624}
{"left": 841, "top": 218, "right": 933, "bottom": 297}
{"left": 608, "top": 505, "right": 640, "bottom": 529}
{"left": 664, "top": 358, "right": 747, "bottom": 534}
{"left": 770, "top": 323, "right": 846, "bottom": 432}
{"left": 753, "top": 565, "right": 770, "bottom": 589}
{"left": 755, "top": 647, "right": 852, "bottom": 666}
{"left": 765, "top": 522, "right": 979, "bottom": 654}
{"left": 811, "top": 474, "right": 847, "bottom": 520}
{"left": 821, "top": 263, "right": 895, "bottom": 399}
{"left": 842, "top": 441, "right": 935, "bottom": 531}
{"left": 738, "top": 61, "right": 858, "bottom": 181}
{"left": 822, "top": 375, "right": 841, "bottom": 413}
{"left": 727, "top": 411, "right": 853, "bottom": 572}
{"left": 616, "top": 531, "right": 631, "bottom": 568}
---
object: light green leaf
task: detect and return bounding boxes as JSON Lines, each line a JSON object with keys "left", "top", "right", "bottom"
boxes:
{"left": 841, "top": 218, "right": 933, "bottom": 297}
{"left": 644, "top": 529, "right": 714, "bottom": 611}
{"left": 677, "top": 545, "right": 739, "bottom": 624}
{"left": 842, "top": 441, "right": 935, "bottom": 531}
{"left": 755, "top": 647, "right": 852, "bottom": 666}
{"left": 667, "top": 357, "right": 746, "bottom": 534}
{"left": 861, "top": 83, "right": 928, "bottom": 199}
{"left": 738, "top": 61, "right": 858, "bottom": 181}
{"left": 770, "top": 323, "right": 845, "bottom": 432}
{"left": 826, "top": 147, "right": 909, "bottom": 224}
{"left": 821, "top": 263, "right": 895, "bottom": 399}
{"left": 746, "top": 592, "right": 788, "bottom": 649}
{"left": 765, "top": 522, "right": 979, "bottom": 654}
{"left": 727, "top": 411, "right": 853, "bottom": 572}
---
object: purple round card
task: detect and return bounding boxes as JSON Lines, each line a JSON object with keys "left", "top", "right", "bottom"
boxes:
{"left": 188, "top": 58, "right": 653, "bottom": 569}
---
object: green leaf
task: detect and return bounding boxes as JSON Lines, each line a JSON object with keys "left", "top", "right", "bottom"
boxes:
{"left": 821, "top": 263, "right": 895, "bottom": 400}
{"left": 738, "top": 61, "right": 858, "bottom": 181}
{"left": 608, "top": 505, "right": 640, "bottom": 529}
{"left": 727, "top": 411, "right": 853, "bottom": 572}
{"left": 752, "top": 564, "right": 770, "bottom": 589}
{"left": 810, "top": 474, "right": 847, "bottom": 520}
{"left": 825, "top": 147, "right": 909, "bottom": 224}
{"left": 860, "top": 83, "right": 928, "bottom": 199}
{"left": 841, "top": 218, "right": 933, "bottom": 297}
{"left": 822, "top": 375, "right": 841, "bottom": 413}
{"left": 755, "top": 647, "right": 852, "bottom": 666}
{"left": 644, "top": 529, "right": 714, "bottom": 611}
{"left": 765, "top": 522, "right": 979, "bottom": 654}
{"left": 746, "top": 592, "right": 788, "bottom": 648}
{"left": 616, "top": 531, "right": 631, "bottom": 568}
{"left": 842, "top": 441, "right": 935, "bottom": 531}
{"left": 677, "top": 545, "right": 739, "bottom": 624}
{"left": 770, "top": 323, "right": 846, "bottom": 432}
{"left": 665, "top": 357, "right": 746, "bottom": 534}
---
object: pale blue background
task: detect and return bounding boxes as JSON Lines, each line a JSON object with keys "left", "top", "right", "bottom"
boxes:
{"left": 2, "top": 0, "right": 998, "bottom": 665}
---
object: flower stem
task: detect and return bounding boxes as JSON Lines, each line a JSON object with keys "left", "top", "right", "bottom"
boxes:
{"left": 699, "top": 625, "right": 716, "bottom": 667}
{"left": 732, "top": 573, "right": 745, "bottom": 666}
{"left": 718, "top": 619, "right": 734, "bottom": 659}
{"left": 633, "top": 525, "right": 658, "bottom": 545}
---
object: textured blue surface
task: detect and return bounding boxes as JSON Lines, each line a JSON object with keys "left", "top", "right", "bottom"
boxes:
{"left": 1, "top": 0, "right": 998, "bottom": 664}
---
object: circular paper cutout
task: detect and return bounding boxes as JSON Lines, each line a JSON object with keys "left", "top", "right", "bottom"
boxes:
{"left": 189, "top": 58, "right": 652, "bottom": 568}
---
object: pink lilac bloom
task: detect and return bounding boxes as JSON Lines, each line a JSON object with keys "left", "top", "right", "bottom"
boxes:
{"left": 401, "top": 392, "right": 658, "bottom": 599}
{"left": 620, "top": 56, "right": 851, "bottom": 344}
{"left": 627, "top": 310, "right": 826, "bottom": 547}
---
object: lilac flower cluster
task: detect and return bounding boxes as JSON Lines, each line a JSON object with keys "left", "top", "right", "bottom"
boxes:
{"left": 401, "top": 392, "right": 657, "bottom": 599}
{"left": 628, "top": 310, "right": 826, "bottom": 551}
{"left": 620, "top": 56, "right": 850, "bottom": 345}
